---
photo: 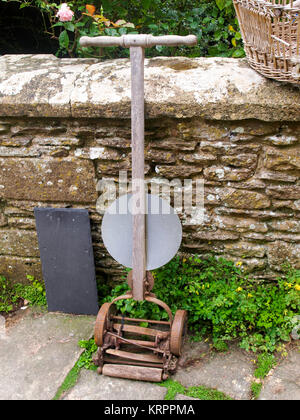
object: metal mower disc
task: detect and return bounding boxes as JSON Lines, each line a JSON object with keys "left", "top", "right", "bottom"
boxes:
{"left": 101, "top": 193, "right": 182, "bottom": 271}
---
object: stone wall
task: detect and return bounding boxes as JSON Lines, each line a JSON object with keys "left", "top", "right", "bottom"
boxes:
{"left": 0, "top": 54, "right": 299, "bottom": 286}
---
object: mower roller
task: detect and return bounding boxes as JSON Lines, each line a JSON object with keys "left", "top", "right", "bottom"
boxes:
{"left": 80, "top": 33, "right": 197, "bottom": 382}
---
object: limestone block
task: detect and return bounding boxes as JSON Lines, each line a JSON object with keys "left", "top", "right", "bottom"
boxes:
{"left": 268, "top": 241, "right": 300, "bottom": 270}
{"left": 0, "top": 256, "right": 42, "bottom": 284}
{"left": 204, "top": 166, "right": 254, "bottom": 182}
{"left": 264, "top": 146, "right": 300, "bottom": 171}
{"left": 220, "top": 188, "right": 271, "bottom": 209}
{"left": 0, "top": 158, "right": 97, "bottom": 203}
{"left": 0, "top": 229, "right": 39, "bottom": 257}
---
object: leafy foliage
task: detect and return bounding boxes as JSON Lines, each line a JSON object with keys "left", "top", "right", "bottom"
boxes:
{"left": 77, "top": 338, "right": 98, "bottom": 370}
{"left": 3, "top": 0, "right": 245, "bottom": 58}
{"left": 14, "top": 275, "right": 47, "bottom": 307}
{"left": 0, "top": 275, "right": 47, "bottom": 313}
{"left": 103, "top": 256, "right": 300, "bottom": 353}
{"left": 0, "top": 275, "right": 16, "bottom": 313}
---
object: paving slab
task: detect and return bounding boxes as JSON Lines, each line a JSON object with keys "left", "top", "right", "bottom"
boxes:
{"left": 178, "top": 339, "right": 211, "bottom": 368}
{"left": 175, "top": 343, "right": 254, "bottom": 400}
{"left": 259, "top": 346, "right": 300, "bottom": 400}
{"left": 63, "top": 369, "right": 167, "bottom": 400}
{"left": 174, "top": 394, "right": 198, "bottom": 401}
{"left": 0, "top": 309, "right": 95, "bottom": 400}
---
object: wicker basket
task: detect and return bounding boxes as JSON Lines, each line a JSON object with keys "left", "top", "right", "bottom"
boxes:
{"left": 233, "top": 0, "right": 300, "bottom": 85}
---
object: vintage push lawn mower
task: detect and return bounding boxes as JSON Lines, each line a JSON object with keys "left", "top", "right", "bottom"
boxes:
{"left": 80, "top": 34, "right": 197, "bottom": 382}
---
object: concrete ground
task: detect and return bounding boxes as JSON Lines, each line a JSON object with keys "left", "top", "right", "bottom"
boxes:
{"left": 0, "top": 308, "right": 299, "bottom": 401}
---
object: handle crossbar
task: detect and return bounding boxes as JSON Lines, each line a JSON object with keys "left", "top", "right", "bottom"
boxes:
{"left": 80, "top": 34, "right": 197, "bottom": 48}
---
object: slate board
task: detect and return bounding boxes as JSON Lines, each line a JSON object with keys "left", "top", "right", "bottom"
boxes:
{"left": 34, "top": 208, "right": 99, "bottom": 315}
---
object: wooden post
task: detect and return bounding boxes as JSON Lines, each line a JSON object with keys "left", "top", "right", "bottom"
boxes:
{"left": 130, "top": 46, "right": 146, "bottom": 301}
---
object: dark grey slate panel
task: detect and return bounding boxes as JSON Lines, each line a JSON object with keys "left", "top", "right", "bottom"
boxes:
{"left": 34, "top": 208, "right": 99, "bottom": 315}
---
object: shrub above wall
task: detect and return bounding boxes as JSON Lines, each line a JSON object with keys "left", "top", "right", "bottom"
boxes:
{"left": 0, "top": 0, "right": 244, "bottom": 58}
{"left": 0, "top": 54, "right": 299, "bottom": 286}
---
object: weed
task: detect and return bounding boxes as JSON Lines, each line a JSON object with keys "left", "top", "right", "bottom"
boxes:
{"left": 186, "top": 385, "right": 232, "bottom": 400}
{"left": 250, "top": 382, "right": 262, "bottom": 400}
{"left": 53, "top": 338, "right": 98, "bottom": 400}
{"left": 254, "top": 353, "right": 276, "bottom": 379}
{"left": 158, "top": 378, "right": 232, "bottom": 400}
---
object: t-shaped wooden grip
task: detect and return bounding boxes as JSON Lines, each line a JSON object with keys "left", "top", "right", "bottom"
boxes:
{"left": 80, "top": 34, "right": 197, "bottom": 48}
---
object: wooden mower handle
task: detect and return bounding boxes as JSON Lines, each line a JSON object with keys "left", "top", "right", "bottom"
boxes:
{"left": 80, "top": 34, "right": 197, "bottom": 48}
{"left": 83, "top": 33, "right": 196, "bottom": 302}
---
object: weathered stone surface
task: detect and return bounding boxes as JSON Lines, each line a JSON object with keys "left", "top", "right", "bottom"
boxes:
{"left": 146, "top": 148, "right": 176, "bottom": 163}
{"left": 204, "top": 166, "right": 254, "bottom": 182}
{"left": 189, "top": 230, "right": 239, "bottom": 241}
{"left": 216, "top": 206, "right": 294, "bottom": 220}
{"left": 226, "top": 178, "right": 266, "bottom": 191}
{"left": 220, "top": 154, "right": 257, "bottom": 168}
{"left": 0, "top": 256, "right": 42, "bottom": 284}
{"left": 175, "top": 343, "right": 254, "bottom": 400}
{"left": 0, "top": 229, "right": 39, "bottom": 257}
{"left": 244, "top": 232, "right": 300, "bottom": 243}
{"left": 0, "top": 212, "right": 7, "bottom": 227}
{"left": 230, "top": 120, "right": 280, "bottom": 136}
{"left": 264, "top": 146, "right": 300, "bottom": 171}
{"left": 1, "top": 55, "right": 300, "bottom": 120}
{"left": 64, "top": 369, "right": 167, "bottom": 400}
{"left": 150, "top": 138, "right": 197, "bottom": 151}
{"left": 96, "top": 159, "right": 132, "bottom": 175}
{"left": 32, "top": 136, "right": 81, "bottom": 146}
{"left": 174, "top": 394, "right": 198, "bottom": 400}
{"left": 266, "top": 185, "right": 300, "bottom": 200}
{"left": 96, "top": 136, "right": 131, "bottom": 149}
{"left": 259, "top": 348, "right": 300, "bottom": 400}
{"left": 272, "top": 199, "right": 300, "bottom": 211}
{"left": 258, "top": 171, "right": 297, "bottom": 183}
{"left": 0, "top": 158, "right": 97, "bottom": 203}
{"left": 0, "top": 309, "right": 95, "bottom": 400}
{"left": 266, "top": 133, "right": 299, "bottom": 146}
{"left": 269, "top": 220, "right": 300, "bottom": 233}
{"left": 7, "top": 217, "right": 36, "bottom": 230}
{"left": 0, "top": 135, "right": 32, "bottom": 147}
{"left": 155, "top": 164, "right": 202, "bottom": 178}
{"left": 199, "top": 141, "right": 261, "bottom": 155}
{"left": 216, "top": 216, "right": 268, "bottom": 233}
{"left": 224, "top": 242, "right": 266, "bottom": 258}
{"left": 224, "top": 256, "right": 267, "bottom": 273}
{"left": 180, "top": 152, "right": 216, "bottom": 165}
{"left": 0, "top": 55, "right": 97, "bottom": 117}
{"left": 220, "top": 189, "right": 271, "bottom": 209}
{"left": 268, "top": 241, "right": 300, "bottom": 271}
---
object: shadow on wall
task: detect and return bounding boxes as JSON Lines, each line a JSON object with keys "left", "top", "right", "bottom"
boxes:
{"left": 0, "top": 1, "right": 58, "bottom": 55}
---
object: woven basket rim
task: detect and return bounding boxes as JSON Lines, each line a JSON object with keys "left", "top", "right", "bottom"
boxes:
{"left": 234, "top": 0, "right": 300, "bottom": 11}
